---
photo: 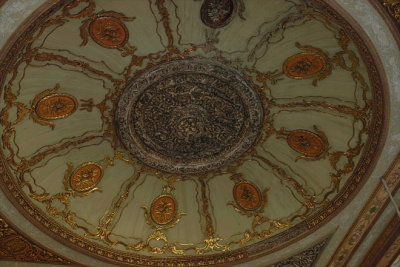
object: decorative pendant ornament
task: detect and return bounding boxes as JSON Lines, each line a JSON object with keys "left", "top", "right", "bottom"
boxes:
{"left": 287, "top": 130, "right": 326, "bottom": 157}
{"left": 150, "top": 195, "right": 177, "bottom": 225}
{"left": 283, "top": 53, "right": 326, "bottom": 79}
{"left": 78, "top": 10, "right": 135, "bottom": 48}
{"left": 35, "top": 94, "right": 77, "bottom": 120}
{"left": 233, "top": 181, "right": 262, "bottom": 211}
{"left": 201, "top": 0, "right": 236, "bottom": 28}
{"left": 70, "top": 162, "right": 103, "bottom": 192}
{"left": 30, "top": 84, "right": 78, "bottom": 129}
{"left": 142, "top": 185, "right": 186, "bottom": 230}
{"left": 89, "top": 17, "right": 129, "bottom": 48}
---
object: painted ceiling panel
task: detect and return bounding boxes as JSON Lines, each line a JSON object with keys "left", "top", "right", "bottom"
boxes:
{"left": 0, "top": 0, "right": 398, "bottom": 266}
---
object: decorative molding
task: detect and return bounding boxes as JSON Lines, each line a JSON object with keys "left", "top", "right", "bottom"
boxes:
{"left": 328, "top": 154, "right": 400, "bottom": 267}
{"left": 360, "top": 215, "right": 400, "bottom": 267}
{"left": 382, "top": 0, "right": 400, "bottom": 25}
{"left": 0, "top": 0, "right": 389, "bottom": 266}
{"left": 0, "top": 211, "right": 80, "bottom": 266}
{"left": 268, "top": 237, "right": 330, "bottom": 267}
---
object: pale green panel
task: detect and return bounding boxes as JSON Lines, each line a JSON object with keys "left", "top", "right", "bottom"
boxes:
{"left": 256, "top": 19, "right": 339, "bottom": 68}
{"left": 208, "top": 176, "right": 253, "bottom": 239}
{"left": 13, "top": 66, "right": 104, "bottom": 157}
{"left": 216, "top": 0, "right": 296, "bottom": 54}
{"left": 19, "top": 65, "right": 107, "bottom": 104}
{"left": 13, "top": 108, "right": 102, "bottom": 157}
{"left": 271, "top": 69, "right": 357, "bottom": 100}
{"left": 97, "top": 0, "right": 166, "bottom": 56}
{"left": 272, "top": 110, "right": 358, "bottom": 152}
{"left": 67, "top": 147, "right": 128, "bottom": 226}
{"left": 111, "top": 175, "right": 165, "bottom": 247}
{"left": 27, "top": 155, "right": 68, "bottom": 196}
{"left": 260, "top": 136, "right": 332, "bottom": 196}
{"left": 27, "top": 142, "right": 113, "bottom": 193}
{"left": 348, "top": 42, "right": 372, "bottom": 108}
{"left": 164, "top": 180, "right": 204, "bottom": 247}
{"left": 43, "top": 19, "right": 130, "bottom": 73}
{"left": 173, "top": 0, "right": 205, "bottom": 45}
{"left": 239, "top": 161, "right": 303, "bottom": 220}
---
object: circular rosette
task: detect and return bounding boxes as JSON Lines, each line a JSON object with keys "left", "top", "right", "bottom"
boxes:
{"left": 287, "top": 130, "right": 326, "bottom": 157}
{"left": 150, "top": 195, "right": 177, "bottom": 225}
{"left": 200, "top": 0, "right": 235, "bottom": 28}
{"left": 35, "top": 94, "right": 77, "bottom": 120}
{"left": 233, "top": 182, "right": 263, "bottom": 211}
{"left": 116, "top": 59, "right": 263, "bottom": 174}
{"left": 283, "top": 53, "right": 326, "bottom": 79}
{"left": 89, "top": 17, "right": 129, "bottom": 48}
{"left": 70, "top": 163, "right": 103, "bottom": 192}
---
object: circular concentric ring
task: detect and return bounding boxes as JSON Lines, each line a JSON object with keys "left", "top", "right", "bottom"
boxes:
{"left": 116, "top": 59, "right": 263, "bottom": 174}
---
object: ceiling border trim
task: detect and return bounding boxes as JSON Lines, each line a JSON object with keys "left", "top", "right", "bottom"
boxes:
{"left": 327, "top": 153, "right": 400, "bottom": 267}
{"left": 0, "top": 211, "right": 82, "bottom": 266}
{"left": 369, "top": 0, "right": 400, "bottom": 48}
{"left": 360, "top": 214, "right": 400, "bottom": 267}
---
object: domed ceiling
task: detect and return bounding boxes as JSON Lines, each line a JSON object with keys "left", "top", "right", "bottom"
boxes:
{"left": 0, "top": 0, "right": 394, "bottom": 266}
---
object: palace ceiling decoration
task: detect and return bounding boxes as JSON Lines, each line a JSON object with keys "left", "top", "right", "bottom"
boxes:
{"left": 0, "top": 0, "right": 387, "bottom": 266}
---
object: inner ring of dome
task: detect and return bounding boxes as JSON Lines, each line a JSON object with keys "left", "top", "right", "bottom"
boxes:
{"left": 116, "top": 59, "right": 263, "bottom": 174}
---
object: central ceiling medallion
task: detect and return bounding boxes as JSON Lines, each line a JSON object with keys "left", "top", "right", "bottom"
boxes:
{"left": 116, "top": 59, "right": 263, "bottom": 174}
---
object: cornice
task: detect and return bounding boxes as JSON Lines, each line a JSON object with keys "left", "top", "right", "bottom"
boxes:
{"left": 0, "top": 211, "right": 82, "bottom": 266}
{"left": 360, "top": 215, "right": 400, "bottom": 267}
{"left": 327, "top": 153, "right": 400, "bottom": 267}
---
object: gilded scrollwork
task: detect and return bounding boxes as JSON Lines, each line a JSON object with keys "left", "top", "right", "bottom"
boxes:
{"left": 382, "top": 0, "right": 400, "bottom": 23}
{"left": 283, "top": 43, "right": 333, "bottom": 86}
{"left": 63, "top": 162, "right": 103, "bottom": 195}
{"left": 30, "top": 84, "right": 78, "bottom": 129}
{"left": 142, "top": 185, "right": 186, "bottom": 230}
{"left": 0, "top": 0, "right": 385, "bottom": 265}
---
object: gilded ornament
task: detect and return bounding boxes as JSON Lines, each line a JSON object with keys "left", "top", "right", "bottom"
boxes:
{"left": 35, "top": 94, "right": 77, "bottom": 120}
{"left": 0, "top": 213, "right": 76, "bottom": 265}
{"left": 116, "top": 59, "right": 263, "bottom": 174}
{"left": 200, "top": 0, "right": 236, "bottom": 28}
{"left": 150, "top": 195, "right": 177, "bottom": 225}
{"left": 89, "top": 17, "right": 129, "bottom": 48}
{"left": 79, "top": 10, "right": 135, "bottom": 48}
{"left": 70, "top": 163, "right": 103, "bottom": 192}
{"left": 142, "top": 186, "right": 186, "bottom": 230}
{"left": 283, "top": 53, "right": 326, "bottom": 79}
{"left": 0, "top": 0, "right": 386, "bottom": 265}
{"left": 233, "top": 181, "right": 262, "bottom": 211}
{"left": 287, "top": 130, "right": 326, "bottom": 157}
{"left": 382, "top": 0, "right": 400, "bottom": 23}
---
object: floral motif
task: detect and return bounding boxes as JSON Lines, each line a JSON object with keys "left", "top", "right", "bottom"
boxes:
{"left": 200, "top": 0, "right": 235, "bottom": 28}
{"left": 151, "top": 195, "right": 177, "bottom": 225}
{"left": 283, "top": 53, "right": 326, "bottom": 79}
{"left": 89, "top": 17, "right": 128, "bottom": 48}
{"left": 70, "top": 163, "right": 103, "bottom": 192}
{"left": 35, "top": 94, "right": 77, "bottom": 120}
{"left": 233, "top": 182, "right": 262, "bottom": 211}
{"left": 287, "top": 130, "right": 326, "bottom": 157}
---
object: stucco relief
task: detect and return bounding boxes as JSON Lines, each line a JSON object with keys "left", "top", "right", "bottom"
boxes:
{"left": 0, "top": 0, "right": 45, "bottom": 49}
{"left": 0, "top": 1, "right": 399, "bottom": 267}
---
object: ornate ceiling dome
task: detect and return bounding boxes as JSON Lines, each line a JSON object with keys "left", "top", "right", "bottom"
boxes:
{"left": 0, "top": 0, "right": 395, "bottom": 266}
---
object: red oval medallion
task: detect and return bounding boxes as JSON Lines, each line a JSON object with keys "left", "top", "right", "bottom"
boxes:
{"left": 36, "top": 94, "right": 77, "bottom": 120}
{"left": 89, "top": 17, "right": 128, "bottom": 48}
{"left": 283, "top": 53, "right": 325, "bottom": 79}
{"left": 287, "top": 130, "right": 325, "bottom": 156}
{"left": 150, "top": 195, "right": 177, "bottom": 225}
{"left": 233, "top": 182, "right": 262, "bottom": 211}
{"left": 70, "top": 163, "right": 103, "bottom": 192}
